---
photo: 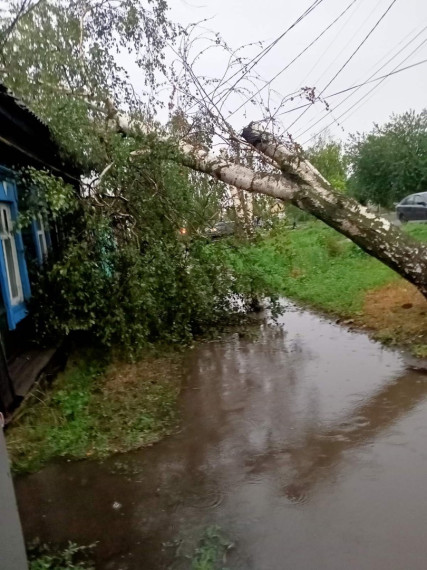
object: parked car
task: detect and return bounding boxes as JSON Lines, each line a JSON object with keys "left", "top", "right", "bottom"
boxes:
{"left": 396, "top": 192, "right": 427, "bottom": 223}
{"left": 205, "top": 221, "right": 235, "bottom": 239}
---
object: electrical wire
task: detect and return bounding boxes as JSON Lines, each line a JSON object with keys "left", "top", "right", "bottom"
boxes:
{"left": 302, "top": 0, "right": 372, "bottom": 88}
{"left": 302, "top": 44, "right": 427, "bottom": 145}
{"left": 321, "top": 0, "right": 399, "bottom": 94}
{"left": 285, "top": 0, "right": 399, "bottom": 133}
{"left": 225, "top": 0, "right": 361, "bottom": 120}
{"left": 294, "top": 23, "right": 427, "bottom": 138}
{"left": 209, "top": 0, "right": 327, "bottom": 107}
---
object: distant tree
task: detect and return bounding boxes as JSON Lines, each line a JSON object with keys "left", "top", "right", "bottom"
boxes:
{"left": 346, "top": 110, "right": 427, "bottom": 207}
{"left": 306, "top": 133, "right": 348, "bottom": 191}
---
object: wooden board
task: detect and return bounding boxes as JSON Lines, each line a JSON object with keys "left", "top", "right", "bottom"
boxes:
{"left": 9, "top": 348, "right": 56, "bottom": 397}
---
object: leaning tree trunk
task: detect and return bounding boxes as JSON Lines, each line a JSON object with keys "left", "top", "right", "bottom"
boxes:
{"left": 241, "top": 122, "right": 427, "bottom": 297}
{"left": 174, "top": 133, "right": 427, "bottom": 298}
{"left": 117, "top": 107, "right": 427, "bottom": 298}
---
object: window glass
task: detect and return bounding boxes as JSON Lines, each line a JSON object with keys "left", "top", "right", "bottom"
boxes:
{"left": 3, "top": 238, "right": 19, "bottom": 299}
{"left": 2, "top": 181, "right": 14, "bottom": 197}
{"left": 2, "top": 209, "right": 9, "bottom": 232}
{"left": 38, "top": 233, "right": 47, "bottom": 258}
{"left": 0, "top": 204, "right": 23, "bottom": 305}
{"left": 35, "top": 215, "right": 48, "bottom": 259}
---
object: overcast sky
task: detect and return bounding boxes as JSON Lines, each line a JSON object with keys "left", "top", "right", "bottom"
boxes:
{"left": 160, "top": 0, "right": 427, "bottom": 147}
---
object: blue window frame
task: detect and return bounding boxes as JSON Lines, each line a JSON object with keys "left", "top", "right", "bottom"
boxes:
{"left": 0, "top": 167, "right": 31, "bottom": 330}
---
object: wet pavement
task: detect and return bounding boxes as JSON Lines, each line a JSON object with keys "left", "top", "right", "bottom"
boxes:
{"left": 15, "top": 303, "right": 427, "bottom": 569}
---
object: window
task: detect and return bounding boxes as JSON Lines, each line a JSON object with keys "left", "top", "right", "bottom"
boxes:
{"left": 34, "top": 215, "right": 48, "bottom": 260}
{"left": 414, "top": 195, "right": 426, "bottom": 205}
{"left": 0, "top": 172, "right": 31, "bottom": 330}
{"left": 0, "top": 204, "right": 23, "bottom": 306}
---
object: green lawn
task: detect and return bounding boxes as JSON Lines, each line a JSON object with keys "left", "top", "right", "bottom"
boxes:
{"left": 404, "top": 222, "right": 427, "bottom": 241}
{"left": 230, "top": 221, "right": 427, "bottom": 316}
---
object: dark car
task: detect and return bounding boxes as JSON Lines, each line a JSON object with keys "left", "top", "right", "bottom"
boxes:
{"left": 396, "top": 192, "right": 427, "bottom": 223}
{"left": 205, "top": 221, "right": 235, "bottom": 239}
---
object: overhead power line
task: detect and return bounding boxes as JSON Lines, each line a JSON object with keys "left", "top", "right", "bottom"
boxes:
{"left": 302, "top": 50, "right": 427, "bottom": 145}
{"left": 226, "top": 0, "right": 360, "bottom": 120}
{"left": 302, "top": 0, "right": 370, "bottom": 88}
{"left": 351, "top": 20, "right": 425, "bottom": 86}
{"left": 320, "top": 0, "right": 399, "bottom": 94}
{"left": 184, "top": 0, "right": 326, "bottom": 116}
{"left": 270, "top": 57, "right": 427, "bottom": 119}
{"left": 285, "top": 0, "right": 399, "bottom": 132}
{"left": 294, "top": 23, "right": 427, "bottom": 138}
{"left": 210, "top": 0, "right": 327, "bottom": 107}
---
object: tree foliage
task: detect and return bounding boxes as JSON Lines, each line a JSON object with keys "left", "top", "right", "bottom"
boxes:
{"left": 306, "top": 134, "right": 348, "bottom": 191}
{"left": 1, "top": 0, "right": 175, "bottom": 168}
{"left": 0, "top": 1, "right": 278, "bottom": 356}
{"left": 23, "top": 134, "right": 271, "bottom": 357}
{"left": 346, "top": 110, "right": 427, "bottom": 207}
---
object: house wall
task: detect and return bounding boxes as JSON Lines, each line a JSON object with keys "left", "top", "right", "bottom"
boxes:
{"left": 0, "top": 165, "right": 53, "bottom": 413}
{"left": 0, "top": 84, "right": 80, "bottom": 414}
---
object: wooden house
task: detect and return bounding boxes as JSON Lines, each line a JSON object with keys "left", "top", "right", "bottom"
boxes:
{"left": 0, "top": 84, "right": 79, "bottom": 415}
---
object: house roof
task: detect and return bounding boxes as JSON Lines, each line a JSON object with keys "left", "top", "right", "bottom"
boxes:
{"left": 0, "top": 84, "right": 49, "bottom": 128}
{"left": 0, "top": 83, "right": 80, "bottom": 184}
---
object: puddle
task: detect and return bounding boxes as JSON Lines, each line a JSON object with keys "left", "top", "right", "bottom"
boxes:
{"left": 15, "top": 302, "right": 427, "bottom": 569}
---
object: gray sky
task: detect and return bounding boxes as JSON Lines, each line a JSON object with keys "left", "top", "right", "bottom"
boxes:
{"left": 164, "top": 0, "right": 427, "bottom": 147}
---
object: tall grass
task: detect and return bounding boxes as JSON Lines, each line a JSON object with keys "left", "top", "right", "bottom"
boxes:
{"left": 229, "top": 221, "right": 427, "bottom": 316}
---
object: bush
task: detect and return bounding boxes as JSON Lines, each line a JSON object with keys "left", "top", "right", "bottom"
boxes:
{"left": 26, "top": 146, "right": 281, "bottom": 358}
{"left": 29, "top": 232, "right": 254, "bottom": 357}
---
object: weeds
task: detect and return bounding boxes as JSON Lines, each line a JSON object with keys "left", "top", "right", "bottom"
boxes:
{"left": 191, "top": 526, "right": 233, "bottom": 570}
{"left": 28, "top": 541, "right": 95, "bottom": 570}
{"left": 7, "top": 349, "right": 183, "bottom": 473}
{"left": 413, "top": 345, "right": 427, "bottom": 358}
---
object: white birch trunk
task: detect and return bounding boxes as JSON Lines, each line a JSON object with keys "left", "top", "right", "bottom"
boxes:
{"left": 175, "top": 133, "right": 427, "bottom": 298}
{"left": 122, "top": 110, "right": 427, "bottom": 297}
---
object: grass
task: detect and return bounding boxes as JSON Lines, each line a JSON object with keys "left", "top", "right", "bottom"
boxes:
{"left": 28, "top": 542, "right": 95, "bottom": 570}
{"left": 230, "top": 220, "right": 427, "bottom": 351}
{"left": 231, "top": 221, "right": 399, "bottom": 314}
{"left": 404, "top": 222, "right": 427, "bottom": 242}
{"left": 6, "top": 349, "right": 183, "bottom": 473}
{"left": 190, "top": 526, "right": 232, "bottom": 570}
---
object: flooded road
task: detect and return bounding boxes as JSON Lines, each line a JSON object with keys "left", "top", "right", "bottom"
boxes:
{"left": 15, "top": 303, "right": 427, "bottom": 569}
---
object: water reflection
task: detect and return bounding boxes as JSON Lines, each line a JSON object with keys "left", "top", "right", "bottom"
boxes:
{"left": 280, "top": 370, "right": 427, "bottom": 502}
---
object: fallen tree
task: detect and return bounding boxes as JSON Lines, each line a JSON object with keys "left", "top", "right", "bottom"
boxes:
{"left": 158, "top": 122, "right": 427, "bottom": 298}
{"left": 5, "top": 0, "right": 426, "bottom": 299}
